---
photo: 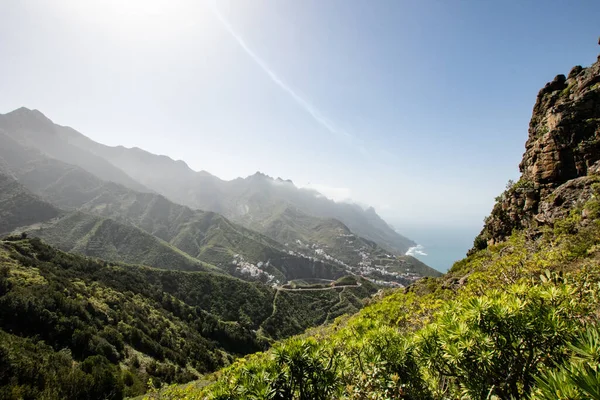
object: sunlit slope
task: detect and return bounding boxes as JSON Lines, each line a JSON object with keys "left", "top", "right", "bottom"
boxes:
{"left": 0, "top": 237, "right": 378, "bottom": 398}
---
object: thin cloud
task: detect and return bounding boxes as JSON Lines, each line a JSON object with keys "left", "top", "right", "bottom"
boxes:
{"left": 405, "top": 244, "right": 428, "bottom": 257}
{"left": 211, "top": 4, "right": 352, "bottom": 141}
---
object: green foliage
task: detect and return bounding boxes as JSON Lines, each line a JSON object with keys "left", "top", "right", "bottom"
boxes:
{"left": 0, "top": 173, "right": 60, "bottom": 234}
{"left": 494, "top": 178, "right": 533, "bottom": 202}
{"left": 560, "top": 82, "right": 576, "bottom": 98}
{"left": 0, "top": 238, "right": 377, "bottom": 398}
{"left": 333, "top": 275, "right": 358, "bottom": 286}
{"left": 0, "top": 331, "right": 124, "bottom": 400}
{"left": 472, "top": 235, "right": 487, "bottom": 251}
{"left": 30, "top": 211, "right": 213, "bottom": 272}
{"left": 418, "top": 284, "right": 579, "bottom": 399}
{"left": 533, "top": 325, "right": 600, "bottom": 399}
{"left": 154, "top": 190, "right": 600, "bottom": 400}
{"left": 261, "top": 283, "right": 376, "bottom": 339}
{"left": 154, "top": 276, "right": 597, "bottom": 400}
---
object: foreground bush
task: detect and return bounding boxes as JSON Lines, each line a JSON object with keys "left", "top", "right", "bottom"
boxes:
{"left": 147, "top": 272, "right": 598, "bottom": 400}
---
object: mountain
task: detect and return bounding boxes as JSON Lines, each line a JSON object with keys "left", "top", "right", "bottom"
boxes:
{"left": 0, "top": 236, "right": 377, "bottom": 398}
{"left": 0, "top": 142, "right": 348, "bottom": 283}
{"left": 156, "top": 48, "right": 600, "bottom": 400}
{"left": 0, "top": 108, "right": 150, "bottom": 193}
{"left": 24, "top": 120, "right": 416, "bottom": 255}
{"left": 0, "top": 115, "right": 439, "bottom": 283}
{"left": 259, "top": 206, "right": 439, "bottom": 278}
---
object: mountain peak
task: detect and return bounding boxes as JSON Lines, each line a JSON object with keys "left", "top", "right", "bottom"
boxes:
{"left": 7, "top": 107, "right": 50, "bottom": 120}
{"left": 248, "top": 171, "right": 273, "bottom": 180}
{"left": 1, "top": 107, "right": 56, "bottom": 133}
{"left": 276, "top": 177, "right": 294, "bottom": 185}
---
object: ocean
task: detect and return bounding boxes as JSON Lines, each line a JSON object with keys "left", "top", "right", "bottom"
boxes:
{"left": 399, "top": 224, "right": 481, "bottom": 273}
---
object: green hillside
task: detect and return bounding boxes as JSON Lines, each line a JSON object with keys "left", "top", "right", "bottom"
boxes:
{"left": 0, "top": 237, "right": 378, "bottom": 399}
{"left": 259, "top": 205, "right": 441, "bottom": 279}
{"left": 24, "top": 211, "right": 216, "bottom": 272}
{"left": 0, "top": 173, "right": 61, "bottom": 234}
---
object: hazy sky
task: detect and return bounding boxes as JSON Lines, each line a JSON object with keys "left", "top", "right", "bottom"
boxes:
{"left": 1, "top": 0, "right": 599, "bottom": 236}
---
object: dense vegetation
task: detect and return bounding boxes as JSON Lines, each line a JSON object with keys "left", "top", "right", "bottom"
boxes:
{"left": 0, "top": 237, "right": 377, "bottom": 399}
{"left": 0, "top": 173, "right": 60, "bottom": 234}
{"left": 147, "top": 178, "right": 600, "bottom": 399}
{"left": 28, "top": 211, "right": 216, "bottom": 272}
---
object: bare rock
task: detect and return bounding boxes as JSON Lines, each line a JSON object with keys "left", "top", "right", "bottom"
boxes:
{"left": 472, "top": 47, "right": 600, "bottom": 251}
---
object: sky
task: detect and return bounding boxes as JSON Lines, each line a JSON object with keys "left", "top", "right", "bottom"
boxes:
{"left": 1, "top": 0, "right": 599, "bottom": 270}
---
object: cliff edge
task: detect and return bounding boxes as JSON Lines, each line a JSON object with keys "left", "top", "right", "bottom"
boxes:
{"left": 473, "top": 50, "right": 600, "bottom": 251}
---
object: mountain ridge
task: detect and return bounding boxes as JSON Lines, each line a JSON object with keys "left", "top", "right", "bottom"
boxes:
{"left": 0, "top": 107, "right": 151, "bottom": 194}
{"left": 9, "top": 112, "right": 416, "bottom": 255}
{"left": 0, "top": 108, "right": 439, "bottom": 281}
{"left": 0, "top": 134, "right": 438, "bottom": 283}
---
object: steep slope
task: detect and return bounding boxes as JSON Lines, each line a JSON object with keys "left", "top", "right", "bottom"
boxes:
{"left": 217, "top": 172, "right": 416, "bottom": 255}
{"left": 27, "top": 120, "right": 415, "bottom": 254}
{"left": 0, "top": 237, "right": 377, "bottom": 398}
{"left": 0, "top": 108, "right": 150, "bottom": 193}
{"left": 0, "top": 173, "right": 61, "bottom": 234}
{"left": 245, "top": 203, "right": 440, "bottom": 282}
{"left": 154, "top": 49, "right": 600, "bottom": 400}
{"left": 23, "top": 211, "right": 215, "bottom": 272}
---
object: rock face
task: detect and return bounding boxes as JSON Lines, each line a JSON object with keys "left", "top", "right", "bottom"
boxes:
{"left": 473, "top": 51, "right": 600, "bottom": 251}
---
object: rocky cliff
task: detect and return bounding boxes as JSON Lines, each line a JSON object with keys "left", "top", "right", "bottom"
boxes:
{"left": 473, "top": 49, "right": 600, "bottom": 251}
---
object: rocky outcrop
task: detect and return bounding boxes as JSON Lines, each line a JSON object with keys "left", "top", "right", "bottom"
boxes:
{"left": 472, "top": 49, "right": 600, "bottom": 251}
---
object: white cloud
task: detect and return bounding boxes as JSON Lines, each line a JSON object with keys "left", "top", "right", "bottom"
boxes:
{"left": 405, "top": 244, "right": 427, "bottom": 257}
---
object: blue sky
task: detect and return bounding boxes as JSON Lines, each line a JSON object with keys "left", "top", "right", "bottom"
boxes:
{"left": 1, "top": 0, "right": 599, "bottom": 269}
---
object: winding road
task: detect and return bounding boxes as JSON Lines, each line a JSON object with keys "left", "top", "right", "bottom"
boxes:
{"left": 276, "top": 281, "right": 362, "bottom": 292}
